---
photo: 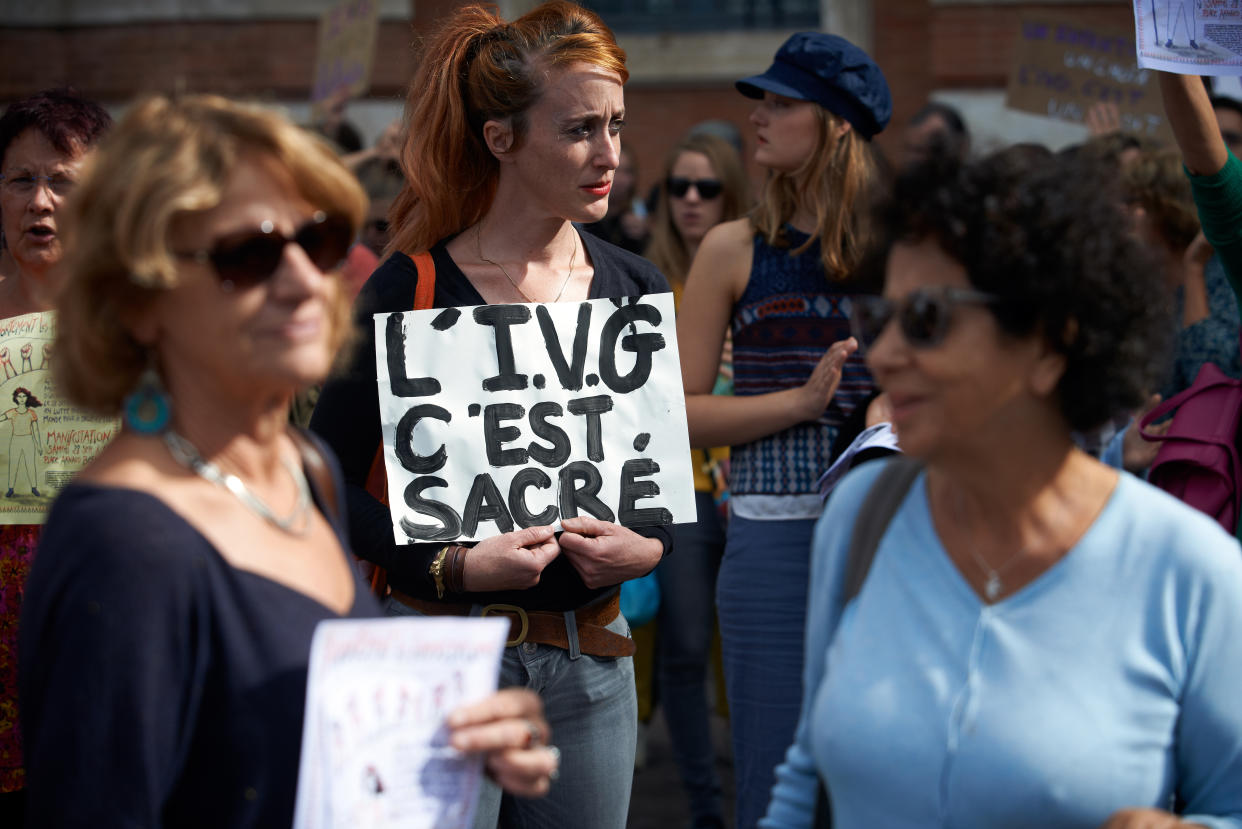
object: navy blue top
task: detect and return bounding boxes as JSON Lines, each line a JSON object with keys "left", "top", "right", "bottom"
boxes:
{"left": 310, "top": 231, "right": 673, "bottom": 611}
{"left": 19, "top": 443, "right": 378, "bottom": 827}
{"left": 729, "top": 227, "right": 874, "bottom": 498}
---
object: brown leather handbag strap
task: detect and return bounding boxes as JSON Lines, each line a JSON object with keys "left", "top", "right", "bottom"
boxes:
{"left": 364, "top": 251, "right": 437, "bottom": 509}
{"left": 365, "top": 251, "right": 437, "bottom": 599}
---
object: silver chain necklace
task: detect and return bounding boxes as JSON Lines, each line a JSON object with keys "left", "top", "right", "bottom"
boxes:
{"left": 967, "top": 544, "right": 1030, "bottom": 601}
{"left": 164, "top": 430, "right": 312, "bottom": 535}
{"left": 475, "top": 223, "right": 578, "bottom": 303}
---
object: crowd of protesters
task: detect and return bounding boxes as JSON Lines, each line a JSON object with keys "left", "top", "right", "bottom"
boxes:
{"left": 2, "top": 1, "right": 1242, "bottom": 828}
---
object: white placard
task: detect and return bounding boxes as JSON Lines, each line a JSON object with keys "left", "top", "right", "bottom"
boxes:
{"left": 1135, "top": 0, "right": 1242, "bottom": 74}
{"left": 293, "top": 616, "right": 509, "bottom": 829}
{"left": 373, "top": 293, "right": 696, "bottom": 544}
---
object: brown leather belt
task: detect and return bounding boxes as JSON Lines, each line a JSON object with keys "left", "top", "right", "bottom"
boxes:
{"left": 388, "top": 588, "right": 636, "bottom": 659}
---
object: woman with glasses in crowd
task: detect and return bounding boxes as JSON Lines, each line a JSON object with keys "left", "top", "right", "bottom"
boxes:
{"left": 310, "top": 3, "right": 671, "bottom": 826}
{"left": 0, "top": 88, "right": 111, "bottom": 826}
{"left": 19, "top": 94, "right": 557, "bottom": 828}
{"left": 644, "top": 131, "right": 751, "bottom": 829}
{"left": 675, "top": 32, "right": 889, "bottom": 827}
{"left": 761, "top": 150, "right": 1242, "bottom": 829}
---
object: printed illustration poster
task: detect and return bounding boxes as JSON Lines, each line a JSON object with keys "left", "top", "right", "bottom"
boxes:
{"left": 1135, "top": 0, "right": 1242, "bottom": 74}
{"left": 373, "top": 294, "right": 696, "bottom": 544}
{"left": 293, "top": 616, "right": 509, "bottom": 829}
{"left": 1007, "top": 18, "right": 1174, "bottom": 143}
{"left": 0, "top": 312, "right": 117, "bottom": 524}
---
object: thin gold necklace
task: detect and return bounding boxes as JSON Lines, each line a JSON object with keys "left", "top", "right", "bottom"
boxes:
{"left": 475, "top": 223, "right": 578, "bottom": 303}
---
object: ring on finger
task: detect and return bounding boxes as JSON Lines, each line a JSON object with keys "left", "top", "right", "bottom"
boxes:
{"left": 523, "top": 718, "right": 544, "bottom": 748}
{"left": 547, "top": 745, "right": 561, "bottom": 781}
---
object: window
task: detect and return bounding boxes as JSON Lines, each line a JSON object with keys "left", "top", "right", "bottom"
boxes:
{"left": 582, "top": 0, "right": 819, "bottom": 32}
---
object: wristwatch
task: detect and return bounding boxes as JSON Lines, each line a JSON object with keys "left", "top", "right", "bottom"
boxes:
{"left": 430, "top": 545, "right": 451, "bottom": 599}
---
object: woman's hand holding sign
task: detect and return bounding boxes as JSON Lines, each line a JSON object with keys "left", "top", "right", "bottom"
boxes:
{"left": 463, "top": 525, "right": 561, "bottom": 592}
{"left": 558, "top": 517, "right": 664, "bottom": 588}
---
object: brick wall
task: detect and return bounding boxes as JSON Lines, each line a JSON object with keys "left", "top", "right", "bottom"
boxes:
{"left": 0, "top": 20, "right": 416, "bottom": 101}
{"left": 0, "top": 1, "right": 1137, "bottom": 191}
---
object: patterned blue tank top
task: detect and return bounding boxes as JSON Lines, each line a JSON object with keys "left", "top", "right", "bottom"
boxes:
{"left": 729, "top": 228, "right": 874, "bottom": 498}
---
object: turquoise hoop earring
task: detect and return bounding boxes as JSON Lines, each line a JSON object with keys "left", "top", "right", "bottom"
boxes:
{"left": 123, "top": 364, "right": 171, "bottom": 435}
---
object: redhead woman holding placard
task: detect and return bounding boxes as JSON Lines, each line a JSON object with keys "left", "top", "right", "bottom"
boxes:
{"left": 310, "top": 3, "right": 672, "bottom": 827}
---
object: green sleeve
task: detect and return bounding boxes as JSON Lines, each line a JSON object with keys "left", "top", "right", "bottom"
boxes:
{"left": 1188, "top": 152, "right": 1242, "bottom": 312}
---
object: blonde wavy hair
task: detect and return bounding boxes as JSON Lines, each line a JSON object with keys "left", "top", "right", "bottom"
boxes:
{"left": 56, "top": 94, "right": 367, "bottom": 416}
{"left": 645, "top": 133, "right": 752, "bottom": 287}
{"left": 750, "top": 107, "right": 879, "bottom": 281}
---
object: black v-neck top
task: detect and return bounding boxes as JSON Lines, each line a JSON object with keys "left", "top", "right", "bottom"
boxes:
{"left": 20, "top": 442, "right": 379, "bottom": 827}
{"left": 310, "top": 230, "right": 673, "bottom": 610}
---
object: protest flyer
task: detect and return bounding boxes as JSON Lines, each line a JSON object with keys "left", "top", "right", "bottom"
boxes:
{"left": 1135, "top": 0, "right": 1242, "bottom": 74}
{"left": 1006, "top": 18, "right": 1174, "bottom": 143}
{"left": 373, "top": 293, "right": 696, "bottom": 544}
{"left": 0, "top": 311, "right": 117, "bottom": 523}
{"left": 293, "top": 616, "right": 509, "bottom": 829}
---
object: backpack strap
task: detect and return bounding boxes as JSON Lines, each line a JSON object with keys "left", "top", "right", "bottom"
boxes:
{"left": 364, "top": 251, "right": 437, "bottom": 507}
{"left": 365, "top": 251, "right": 437, "bottom": 598}
{"left": 814, "top": 455, "right": 922, "bottom": 828}
{"left": 842, "top": 455, "right": 923, "bottom": 603}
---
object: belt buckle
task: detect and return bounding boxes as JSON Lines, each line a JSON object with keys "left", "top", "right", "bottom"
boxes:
{"left": 480, "top": 603, "right": 529, "bottom": 647}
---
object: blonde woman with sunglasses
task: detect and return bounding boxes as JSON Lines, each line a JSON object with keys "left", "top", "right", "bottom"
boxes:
{"left": 19, "top": 95, "right": 557, "bottom": 827}
{"left": 675, "top": 33, "right": 889, "bottom": 827}
{"left": 644, "top": 131, "right": 750, "bottom": 829}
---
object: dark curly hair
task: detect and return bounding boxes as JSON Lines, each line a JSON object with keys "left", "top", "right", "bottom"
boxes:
{"left": 878, "top": 148, "right": 1173, "bottom": 432}
{"left": 12, "top": 387, "right": 41, "bottom": 407}
{"left": 0, "top": 88, "right": 112, "bottom": 169}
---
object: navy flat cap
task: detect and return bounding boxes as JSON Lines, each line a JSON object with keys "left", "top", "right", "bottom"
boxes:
{"left": 737, "top": 32, "right": 892, "bottom": 140}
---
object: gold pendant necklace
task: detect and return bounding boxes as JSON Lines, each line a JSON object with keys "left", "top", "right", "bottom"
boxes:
{"left": 475, "top": 223, "right": 578, "bottom": 303}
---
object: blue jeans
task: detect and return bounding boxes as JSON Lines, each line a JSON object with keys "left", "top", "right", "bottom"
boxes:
{"left": 657, "top": 491, "right": 725, "bottom": 823}
{"left": 716, "top": 514, "right": 817, "bottom": 829}
{"left": 384, "top": 597, "right": 637, "bottom": 829}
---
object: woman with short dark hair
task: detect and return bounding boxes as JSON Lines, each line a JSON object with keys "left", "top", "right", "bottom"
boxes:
{"left": 761, "top": 152, "right": 1242, "bottom": 828}
{"left": 0, "top": 87, "right": 111, "bottom": 824}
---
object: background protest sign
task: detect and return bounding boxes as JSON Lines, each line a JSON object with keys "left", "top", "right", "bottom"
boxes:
{"left": 1006, "top": 17, "right": 1175, "bottom": 144}
{"left": 1134, "top": 0, "right": 1242, "bottom": 74}
{"left": 310, "top": 0, "right": 380, "bottom": 121}
{"left": 0, "top": 311, "right": 116, "bottom": 524}
{"left": 373, "top": 293, "right": 696, "bottom": 544}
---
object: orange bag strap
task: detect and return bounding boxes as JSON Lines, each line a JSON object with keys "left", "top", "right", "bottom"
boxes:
{"left": 365, "top": 251, "right": 436, "bottom": 598}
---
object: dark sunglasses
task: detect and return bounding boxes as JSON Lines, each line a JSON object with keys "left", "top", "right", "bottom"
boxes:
{"left": 176, "top": 211, "right": 353, "bottom": 289}
{"left": 850, "top": 287, "right": 1000, "bottom": 351}
{"left": 666, "top": 177, "right": 723, "bottom": 199}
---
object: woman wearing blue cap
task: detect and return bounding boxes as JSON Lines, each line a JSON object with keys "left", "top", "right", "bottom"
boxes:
{"left": 676, "top": 31, "right": 890, "bottom": 829}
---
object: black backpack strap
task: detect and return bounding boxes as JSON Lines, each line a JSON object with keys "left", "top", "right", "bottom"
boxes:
{"left": 841, "top": 455, "right": 923, "bottom": 604}
{"left": 814, "top": 455, "right": 923, "bottom": 828}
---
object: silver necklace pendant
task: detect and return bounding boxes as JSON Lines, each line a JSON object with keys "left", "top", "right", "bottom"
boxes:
{"left": 164, "top": 430, "right": 313, "bottom": 535}
{"left": 984, "top": 572, "right": 1002, "bottom": 601}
